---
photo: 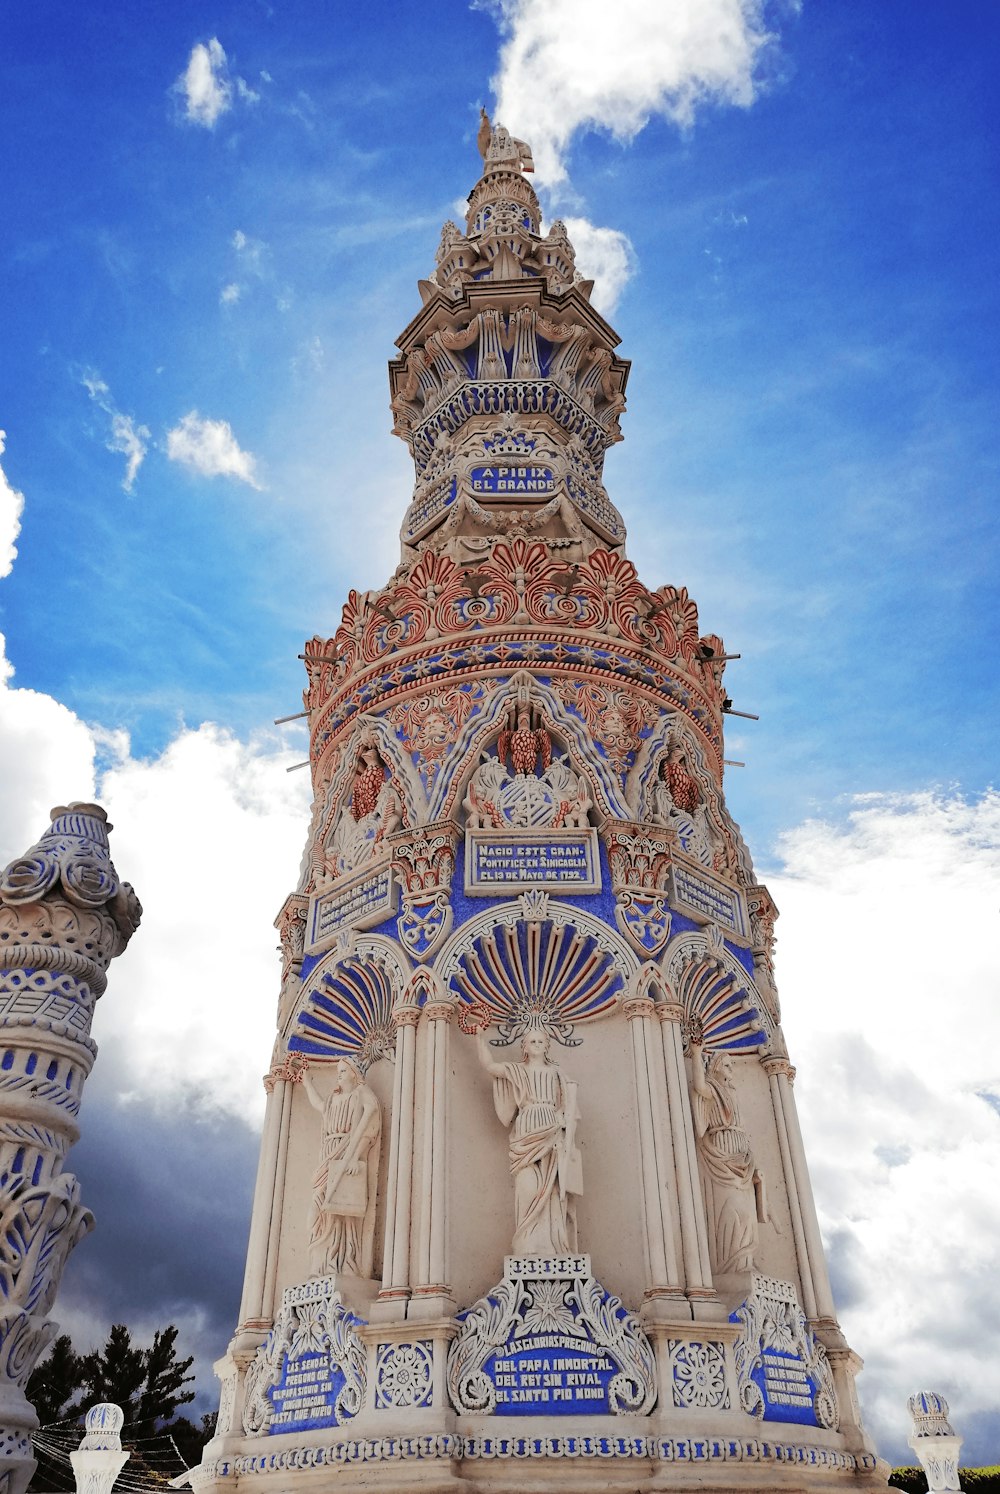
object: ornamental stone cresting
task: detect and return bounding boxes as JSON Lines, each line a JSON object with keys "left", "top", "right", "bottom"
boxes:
{"left": 188, "top": 114, "right": 892, "bottom": 1494}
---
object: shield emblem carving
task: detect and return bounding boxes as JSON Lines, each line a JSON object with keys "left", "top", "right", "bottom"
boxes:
{"left": 399, "top": 890, "right": 453, "bottom": 962}
{"left": 614, "top": 890, "right": 672, "bottom": 956}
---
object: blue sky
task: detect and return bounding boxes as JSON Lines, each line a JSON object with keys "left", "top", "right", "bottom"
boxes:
{"left": 2, "top": 0, "right": 998, "bottom": 1467}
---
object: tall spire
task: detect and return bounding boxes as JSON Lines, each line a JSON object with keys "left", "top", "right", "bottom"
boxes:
{"left": 389, "top": 117, "right": 629, "bottom": 566}
{"left": 190, "top": 106, "right": 887, "bottom": 1494}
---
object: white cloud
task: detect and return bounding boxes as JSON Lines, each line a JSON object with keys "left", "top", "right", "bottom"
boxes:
{"left": 0, "top": 433, "right": 25, "bottom": 580}
{"left": 488, "top": 0, "right": 774, "bottom": 186}
{"left": 176, "top": 38, "right": 232, "bottom": 127}
{"left": 221, "top": 230, "right": 270, "bottom": 305}
{"left": 108, "top": 413, "right": 150, "bottom": 491}
{"left": 768, "top": 790, "right": 1000, "bottom": 1461}
{"left": 0, "top": 643, "right": 97, "bottom": 846}
{"left": 0, "top": 649, "right": 307, "bottom": 1120}
{"left": 92, "top": 722, "right": 309, "bottom": 1115}
{"left": 562, "top": 216, "right": 636, "bottom": 316}
{"left": 166, "top": 411, "right": 261, "bottom": 488}
{"left": 231, "top": 229, "right": 267, "bottom": 273}
{"left": 81, "top": 371, "right": 150, "bottom": 493}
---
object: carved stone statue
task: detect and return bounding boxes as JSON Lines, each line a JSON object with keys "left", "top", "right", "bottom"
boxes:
{"left": 473, "top": 1023, "right": 582, "bottom": 1257}
{"left": 303, "top": 1059, "right": 381, "bottom": 1279}
{"left": 328, "top": 733, "right": 403, "bottom": 876}
{"left": 688, "top": 1040, "right": 768, "bottom": 1277}
{"left": 477, "top": 111, "right": 534, "bottom": 175}
{"left": 463, "top": 688, "right": 592, "bottom": 832}
{"left": 649, "top": 739, "right": 716, "bottom": 866}
{"left": 657, "top": 742, "right": 700, "bottom": 815}
{"left": 498, "top": 703, "right": 552, "bottom": 777}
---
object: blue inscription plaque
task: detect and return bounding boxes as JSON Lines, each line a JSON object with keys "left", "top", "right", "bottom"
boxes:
{"left": 465, "top": 830, "right": 600, "bottom": 895}
{"left": 270, "top": 1348, "right": 347, "bottom": 1434}
{"left": 670, "top": 857, "right": 748, "bottom": 938}
{"left": 470, "top": 464, "right": 554, "bottom": 496}
{"left": 754, "top": 1349, "right": 822, "bottom": 1426}
{"left": 448, "top": 1256, "right": 655, "bottom": 1417}
{"left": 242, "top": 1277, "right": 367, "bottom": 1436}
{"left": 310, "top": 866, "right": 398, "bottom": 948}
{"left": 730, "top": 1275, "right": 838, "bottom": 1430}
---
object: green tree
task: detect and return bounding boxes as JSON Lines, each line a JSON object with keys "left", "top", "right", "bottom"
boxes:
{"left": 71, "top": 1324, "right": 146, "bottom": 1421}
{"left": 26, "top": 1335, "right": 85, "bottom": 1424}
{"left": 166, "top": 1412, "right": 217, "bottom": 1470}
{"left": 134, "top": 1326, "right": 195, "bottom": 1434}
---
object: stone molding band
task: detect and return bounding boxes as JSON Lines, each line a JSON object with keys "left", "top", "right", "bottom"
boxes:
{"left": 0, "top": 945, "right": 108, "bottom": 996}
{"left": 202, "top": 1432, "right": 884, "bottom": 1478}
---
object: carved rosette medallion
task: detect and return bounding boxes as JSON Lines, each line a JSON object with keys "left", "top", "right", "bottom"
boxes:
{"left": 668, "top": 1340, "right": 731, "bottom": 1410}
{"left": 375, "top": 1341, "right": 434, "bottom": 1410}
{"left": 447, "top": 1255, "right": 656, "bottom": 1417}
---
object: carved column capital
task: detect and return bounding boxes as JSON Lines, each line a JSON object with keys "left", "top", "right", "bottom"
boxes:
{"left": 264, "top": 1052, "right": 310, "bottom": 1093}
{"left": 622, "top": 996, "right": 656, "bottom": 1021}
{"left": 393, "top": 1005, "right": 422, "bottom": 1029}
{"left": 762, "top": 1057, "right": 796, "bottom": 1081}
{"left": 656, "top": 1001, "right": 685, "bottom": 1024}
{"left": 423, "top": 1001, "right": 457, "bottom": 1024}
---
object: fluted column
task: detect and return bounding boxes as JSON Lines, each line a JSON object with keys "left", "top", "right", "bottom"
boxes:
{"left": 375, "top": 1000, "right": 420, "bottom": 1315}
{"left": 623, "top": 996, "right": 684, "bottom": 1306}
{"left": 0, "top": 804, "right": 141, "bottom": 1494}
{"left": 410, "top": 999, "right": 456, "bottom": 1316}
{"left": 237, "top": 1061, "right": 297, "bottom": 1334}
{"left": 656, "top": 1002, "right": 716, "bottom": 1310}
{"left": 771, "top": 1061, "right": 837, "bottom": 1324}
{"left": 762, "top": 1056, "right": 817, "bottom": 1320}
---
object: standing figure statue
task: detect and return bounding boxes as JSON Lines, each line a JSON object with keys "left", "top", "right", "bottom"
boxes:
{"left": 688, "top": 1040, "right": 769, "bottom": 1276}
{"left": 473, "top": 1020, "right": 582, "bottom": 1257}
{"left": 303, "top": 1058, "right": 381, "bottom": 1279}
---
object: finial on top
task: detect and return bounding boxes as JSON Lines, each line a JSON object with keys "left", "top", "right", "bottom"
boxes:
{"left": 476, "top": 109, "right": 534, "bottom": 175}
{"left": 477, "top": 108, "right": 492, "bottom": 160}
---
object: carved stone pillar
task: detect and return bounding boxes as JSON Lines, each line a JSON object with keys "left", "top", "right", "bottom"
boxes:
{"left": 655, "top": 1002, "right": 718, "bottom": 1316}
{"left": 622, "top": 995, "right": 684, "bottom": 1310}
{"left": 236, "top": 1059, "right": 300, "bottom": 1339}
{"left": 763, "top": 1056, "right": 817, "bottom": 1320}
{"left": 0, "top": 804, "right": 141, "bottom": 1494}
{"left": 410, "top": 998, "right": 456, "bottom": 1318}
{"left": 274, "top": 894, "right": 308, "bottom": 1032}
{"left": 770, "top": 1061, "right": 838, "bottom": 1326}
{"left": 373, "top": 1000, "right": 420, "bottom": 1318}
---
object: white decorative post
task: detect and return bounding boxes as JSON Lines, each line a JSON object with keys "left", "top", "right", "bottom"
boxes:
{"left": 907, "top": 1391, "right": 963, "bottom": 1492}
{"left": 70, "top": 1403, "right": 130, "bottom": 1494}
{"left": 0, "top": 805, "right": 141, "bottom": 1494}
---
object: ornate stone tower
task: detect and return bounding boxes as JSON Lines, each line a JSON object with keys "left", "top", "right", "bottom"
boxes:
{"left": 0, "top": 804, "right": 141, "bottom": 1494}
{"left": 193, "top": 120, "right": 888, "bottom": 1493}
